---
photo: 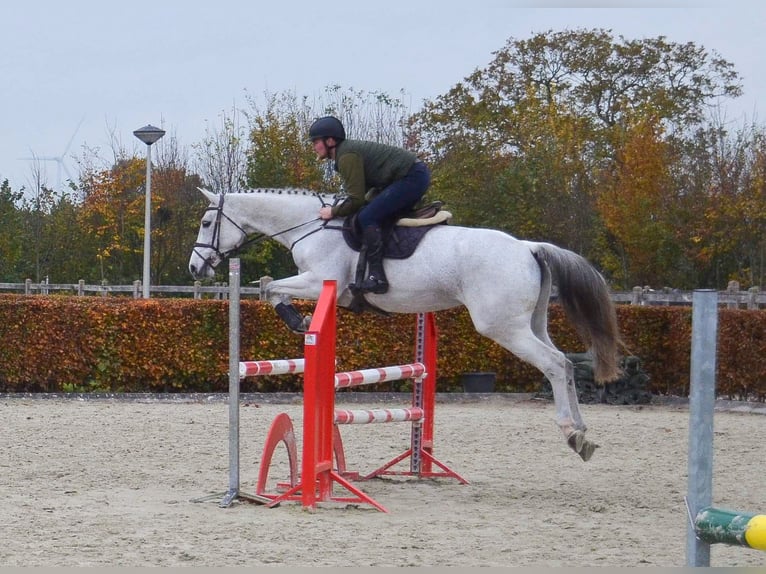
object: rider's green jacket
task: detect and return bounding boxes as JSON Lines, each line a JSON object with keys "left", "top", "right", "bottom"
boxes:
{"left": 331, "top": 139, "right": 418, "bottom": 217}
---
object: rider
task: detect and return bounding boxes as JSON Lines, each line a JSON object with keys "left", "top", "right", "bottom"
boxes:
{"left": 309, "top": 116, "right": 431, "bottom": 294}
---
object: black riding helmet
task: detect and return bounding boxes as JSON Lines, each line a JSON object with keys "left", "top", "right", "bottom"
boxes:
{"left": 309, "top": 116, "right": 346, "bottom": 142}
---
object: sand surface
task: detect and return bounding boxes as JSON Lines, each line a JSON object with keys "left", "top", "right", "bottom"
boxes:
{"left": 2, "top": 394, "right": 764, "bottom": 567}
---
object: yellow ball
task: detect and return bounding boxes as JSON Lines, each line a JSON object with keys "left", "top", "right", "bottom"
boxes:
{"left": 745, "top": 514, "right": 766, "bottom": 551}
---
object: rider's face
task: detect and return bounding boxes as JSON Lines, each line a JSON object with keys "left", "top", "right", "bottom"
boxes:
{"left": 312, "top": 138, "right": 334, "bottom": 160}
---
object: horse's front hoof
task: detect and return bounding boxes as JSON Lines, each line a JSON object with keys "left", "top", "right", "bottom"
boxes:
{"left": 567, "top": 430, "right": 599, "bottom": 462}
{"left": 286, "top": 315, "right": 312, "bottom": 335}
{"left": 276, "top": 303, "right": 310, "bottom": 334}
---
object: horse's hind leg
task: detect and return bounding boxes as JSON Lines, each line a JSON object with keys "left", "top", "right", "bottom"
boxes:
{"left": 533, "top": 344, "right": 596, "bottom": 461}
{"left": 565, "top": 369, "right": 586, "bottom": 431}
{"left": 534, "top": 343, "right": 596, "bottom": 461}
{"left": 531, "top": 330, "right": 586, "bottom": 432}
{"left": 476, "top": 319, "right": 597, "bottom": 461}
{"left": 529, "top": 264, "right": 589, "bottom": 443}
{"left": 558, "top": 359, "right": 595, "bottom": 460}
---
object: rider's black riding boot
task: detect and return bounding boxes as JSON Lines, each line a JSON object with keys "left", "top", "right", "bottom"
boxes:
{"left": 358, "top": 225, "right": 389, "bottom": 294}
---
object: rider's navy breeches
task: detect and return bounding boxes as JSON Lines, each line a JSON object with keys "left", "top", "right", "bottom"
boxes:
{"left": 357, "top": 161, "right": 431, "bottom": 229}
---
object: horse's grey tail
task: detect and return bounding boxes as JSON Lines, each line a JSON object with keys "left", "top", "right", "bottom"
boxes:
{"left": 531, "top": 242, "right": 622, "bottom": 383}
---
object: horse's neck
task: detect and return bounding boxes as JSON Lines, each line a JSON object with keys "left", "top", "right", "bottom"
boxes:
{"left": 229, "top": 190, "right": 324, "bottom": 245}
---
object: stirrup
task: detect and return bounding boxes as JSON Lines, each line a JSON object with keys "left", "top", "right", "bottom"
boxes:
{"left": 358, "top": 275, "right": 389, "bottom": 294}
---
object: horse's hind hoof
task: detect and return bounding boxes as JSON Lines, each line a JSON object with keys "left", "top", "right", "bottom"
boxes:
{"left": 578, "top": 440, "right": 598, "bottom": 462}
{"left": 567, "top": 430, "right": 599, "bottom": 462}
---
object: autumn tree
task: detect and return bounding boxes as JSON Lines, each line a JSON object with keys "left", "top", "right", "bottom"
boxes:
{"left": 35, "top": 190, "right": 91, "bottom": 282}
{"left": 76, "top": 134, "right": 206, "bottom": 287}
{"left": 151, "top": 134, "right": 207, "bottom": 285}
{"left": 244, "top": 91, "right": 324, "bottom": 191}
{"left": 731, "top": 133, "right": 766, "bottom": 288}
{"left": 737, "top": 129, "right": 766, "bottom": 288}
{"left": 78, "top": 158, "right": 146, "bottom": 283}
{"left": 495, "top": 88, "right": 600, "bottom": 250}
{"left": 0, "top": 179, "right": 24, "bottom": 281}
{"left": 408, "top": 28, "right": 742, "bottom": 284}
{"left": 15, "top": 162, "right": 64, "bottom": 282}
{"left": 597, "top": 112, "right": 681, "bottom": 287}
{"left": 679, "top": 119, "right": 766, "bottom": 288}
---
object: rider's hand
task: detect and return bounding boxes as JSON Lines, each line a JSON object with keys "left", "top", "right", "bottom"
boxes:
{"left": 319, "top": 206, "right": 334, "bottom": 220}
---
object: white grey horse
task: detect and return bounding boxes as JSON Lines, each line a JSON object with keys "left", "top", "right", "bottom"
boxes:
{"left": 189, "top": 188, "right": 622, "bottom": 461}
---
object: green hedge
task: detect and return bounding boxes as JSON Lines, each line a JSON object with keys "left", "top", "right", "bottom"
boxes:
{"left": 0, "top": 294, "right": 763, "bottom": 400}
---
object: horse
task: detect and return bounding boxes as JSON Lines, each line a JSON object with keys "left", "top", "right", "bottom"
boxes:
{"left": 189, "top": 187, "right": 622, "bottom": 462}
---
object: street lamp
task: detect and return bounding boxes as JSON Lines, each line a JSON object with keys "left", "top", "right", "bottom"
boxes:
{"left": 133, "top": 124, "right": 166, "bottom": 298}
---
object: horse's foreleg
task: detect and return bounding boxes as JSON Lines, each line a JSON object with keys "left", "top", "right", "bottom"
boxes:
{"left": 263, "top": 273, "right": 323, "bottom": 333}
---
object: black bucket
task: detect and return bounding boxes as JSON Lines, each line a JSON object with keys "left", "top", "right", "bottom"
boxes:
{"left": 461, "top": 372, "right": 496, "bottom": 393}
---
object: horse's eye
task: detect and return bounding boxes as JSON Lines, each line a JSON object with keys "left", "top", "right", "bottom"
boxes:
{"left": 202, "top": 220, "right": 211, "bottom": 228}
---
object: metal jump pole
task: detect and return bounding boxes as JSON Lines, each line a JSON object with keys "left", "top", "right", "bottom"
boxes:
{"left": 685, "top": 289, "right": 718, "bottom": 566}
{"left": 218, "top": 258, "right": 269, "bottom": 507}
{"left": 219, "top": 257, "right": 242, "bottom": 507}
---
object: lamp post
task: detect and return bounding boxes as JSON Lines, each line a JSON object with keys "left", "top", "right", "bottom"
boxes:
{"left": 133, "top": 124, "right": 166, "bottom": 298}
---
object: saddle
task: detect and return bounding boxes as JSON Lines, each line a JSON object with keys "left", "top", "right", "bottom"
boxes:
{"left": 338, "top": 201, "right": 451, "bottom": 316}
{"left": 341, "top": 201, "right": 452, "bottom": 259}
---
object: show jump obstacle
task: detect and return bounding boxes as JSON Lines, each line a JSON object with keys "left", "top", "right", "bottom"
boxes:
{"left": 685, "top": 289, "right": 766, "bottom": 566}
{"left": 219, "top": 258, "right": 466, "bottom": 513}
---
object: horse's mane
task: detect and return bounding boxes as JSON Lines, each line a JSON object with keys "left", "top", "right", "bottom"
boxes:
{"left": 233, "top": 188, "right": 336, "bottom": 201}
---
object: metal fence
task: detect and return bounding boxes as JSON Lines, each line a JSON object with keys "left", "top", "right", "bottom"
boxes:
{"left": 0, "top": 278, "right": 764, "bottom": 308}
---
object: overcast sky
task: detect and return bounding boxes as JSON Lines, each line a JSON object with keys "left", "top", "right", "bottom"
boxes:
{"left": 1, "top": 0, "right": 762, "bottom": 192}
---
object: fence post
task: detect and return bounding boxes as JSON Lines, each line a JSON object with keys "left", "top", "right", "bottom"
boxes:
{"left": 726, "top": 280, "right": 740, "bottom": 309}
{"left": 631, "top": 286, "right": 643, "bottom": 305}
{"left": 259, "top": 275, "right": 273, "bottom": 300}
{"left": 25, "top": 279, "right": 31, "bottom": 295}
{"left": 133, "top": 280, "right": 141, "bottom": 299}
{"left": 100, "top": 279, "right": 108, "bottom": 298}
{"left": 748, "top": 286, "right": 760, "bottom": 310}
{"left": 77, "top": 280, "right": 85, "bottom": 296}
{"left": 194, "top": 281, "right": 201, "bottom": 300}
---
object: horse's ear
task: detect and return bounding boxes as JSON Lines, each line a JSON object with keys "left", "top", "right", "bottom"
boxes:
{"left": 197, "top": 187, "right": 216, "bottom": 204}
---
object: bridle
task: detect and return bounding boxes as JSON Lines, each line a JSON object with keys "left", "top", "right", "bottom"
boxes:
{"left": 191, "top": 192, "right": 328, "bottom": 275}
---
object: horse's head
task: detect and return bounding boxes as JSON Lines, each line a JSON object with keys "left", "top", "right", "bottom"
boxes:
{"left": 188, "top": 188, "right": 248, "bottom": 280}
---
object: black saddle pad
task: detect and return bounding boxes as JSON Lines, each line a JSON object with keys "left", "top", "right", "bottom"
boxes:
{"left": 342, "top": 217, "right": 441, "bottom": 259}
